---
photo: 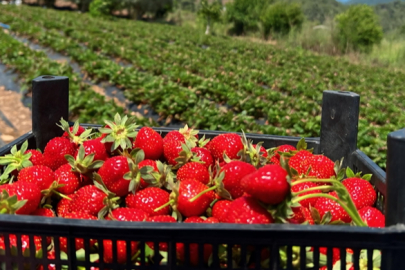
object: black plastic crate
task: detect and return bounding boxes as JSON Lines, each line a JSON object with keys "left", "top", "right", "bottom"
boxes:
{"left": 0, "top": 75, "right": 404, "bottom": 270}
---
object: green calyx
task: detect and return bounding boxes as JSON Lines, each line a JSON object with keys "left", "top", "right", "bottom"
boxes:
{"left": 93, "top": 173, "right": 120, "bottom": 219}
{"left": 239, "top": 130, "right": 268, "bottom": 168}
{"left": 173, "top": 140, "right": 203, "bottom": 169}
{"left": 0, "top": 189, "right": 27, "bottom": 214}
{"left": 0, "top": 140, "right": 32, "bottom": 183}
{"left": 57, "top": 118, "right": 93, "bottom": 145}
{"left": 123, "top": 149, "right": 154, "bottom": 194}
{"left": 99, "top": 113, "right": 139, "bottom": 153}
{"left": 65, "top": 145, "right": 104, "bottom": 178}
{"left": 142, "top": 160, "right": 175, "bottom": 190}
{"left": 178, "top": 124, "right": 199, "bottom": 145}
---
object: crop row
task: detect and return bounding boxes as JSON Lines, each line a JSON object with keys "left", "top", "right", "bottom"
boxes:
{"left": 0, "top": 30, "right": 126, "bottom": 125}
{"left": 2, "top": 6, "right": 405, "bottom": 168}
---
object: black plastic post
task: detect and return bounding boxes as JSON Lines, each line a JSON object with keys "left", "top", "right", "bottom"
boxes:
{"left": 319, "top": 90, "right": 360, "bottom": 168}
{"left": 32, "top": 75, "right": 69, "bottom": 151}
{"left": 385, "top": 129, "right": 405, "bottom": 226}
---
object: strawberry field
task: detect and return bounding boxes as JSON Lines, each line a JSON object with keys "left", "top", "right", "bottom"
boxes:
{"left": 1, "top": 5, "right": 405, "bottom": 169}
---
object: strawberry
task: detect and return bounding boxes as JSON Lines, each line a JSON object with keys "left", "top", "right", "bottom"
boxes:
{"left": 225, "top": 196, "right": 273, "bottom": 224}
{"left": 67, "top": 183, "right": 116, "bottom": 218}
{"left": 208, "top": 133, "right": 243, "bottom": 162}
{"left": 241, "top": 164, "right": 289, "bottom": 205}
{"left": 211, "top": 200, "right": 231, "bottom": 222}
{"left": 54, "top": 163, "right": 80, "bottom": 195}
{"left": 176, "top": 242, "right": 212, "bottom": 267}
{"left": 314, "top": 192, "right": 352, "bottom": 223}
{"left": 107, "top": 207, "right": 148, "bottom": 221}
{"left": 43, "top": 137, "right": 77, "bottom": 171}
{"left": 163, "top": 130, "right": 185, "bottom": 144}
{"left": 204, "top": 217, "right": 220, "bottom": 223}
{"left": 163, "top": 138, "right": 184, "bottom": 166}
{"left": 191, "top": 147, "right": 214, "bottom": 169}
{"left": 342, "top": 177, "right": 376, "bottom": 210}
{"left": 359, "top": 206, "right": 385, "bottom": 228}
{"left": 176, "top": 162, "right": 210, "bottom": 185}
{"left": 102, "top": 239, "right": 138, "bottom": 264}
{"left": 62, "top": 124, "right": 86, "bottom": 139}
{"left": 133, "top": 127, "right": 164, "bottom": 160}
{"left": 146, "top": 215, "right": 177, "bottom": 223}
{"left": 301, "top": 207, "right": 315, "bottom": 225}
{"left": 56, "top": 194, "right": 74, "bottom": 217}
{"left": 17, "top": 165, "right": 55, "bottom": 191}
{"left": 97, "top": 156, "right": 130, "bottom": 197}
{"left": 287, "top": 206, "right": 315, "bottom": 225}
{"left": 253, "top": 144, "right": 268, "bottom": 158}
{"left": 291, "top": 181, "right": 320, "bottom": 208}
{"left": 274, "top": 145, "right": 296, "bottom": 159}
{"left": 220, "top": 161, "right": 256, "bottom": 199}
{"left": 301, "top": 155, "right": 335, "bottom": 180}
{"left": 25, "top": 149, "right": 45, "bottom": 166}
{"left": 177, "top": 179, "right": 215, "bottom": 217}
{"left": 1, "top": 181, "right": 41, "bottom": 215}
{"left": 77, "top": 138, "right": 108, "bottom": 162}
{"left": 31, "top": 207, "right": 55, "bottom": 217}
{"left": 287, "top": 150, "right": 313, "bottom": 176}
{"left": 184, "top": 216, "right": 205, "bottom": 223}
{"left": 125, "top": 187, "right": 170, "bottom": 216}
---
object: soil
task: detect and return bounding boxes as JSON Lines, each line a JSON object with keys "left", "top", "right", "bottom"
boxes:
{"left": 0, "top": 86, "right": 32, "bottom": 147}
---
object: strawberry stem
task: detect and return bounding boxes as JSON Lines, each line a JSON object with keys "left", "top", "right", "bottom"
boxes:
{"left": 292, "top": 193, "right": 367, "bottom": 227}
{"left": 189, "top": 185, "right": 217, "bottom": 203}
{"left": 291, "top": 185, "right": 332, "bottom": 196}
{"left": 154, "top": 199, "right": 174, "bottom": 212}
{"left": 291, "top": 178, "right": 338, "bottom": 186}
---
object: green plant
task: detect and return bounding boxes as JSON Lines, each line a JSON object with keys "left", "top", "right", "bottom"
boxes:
{"left": 335, "top": 4, "right": 383, "bottom": 53}
{"left": 260, "top": 2, "right": 304, "bottom": 39}
{"left": 197, "top": 0, "right": 222, "bottom": 35}
{"left": 225, "top": 0, "right": 269, "bottom": 35}
{"left": 89, "top": 0, "right": 116, "bottom": 17}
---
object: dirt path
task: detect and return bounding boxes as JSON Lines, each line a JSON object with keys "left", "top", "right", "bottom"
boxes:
{"left": 0, "top": 86, "right": 32, "bottom": 147}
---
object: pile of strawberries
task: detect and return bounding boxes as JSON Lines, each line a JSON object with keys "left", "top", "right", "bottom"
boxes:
{"left": 0, "top": 113, "right": 384, "bottom": 269}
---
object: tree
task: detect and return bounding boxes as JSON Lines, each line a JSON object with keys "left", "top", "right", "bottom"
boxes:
{"left": 198, "top": 0, "right": 222, "bottom": 35}
{"left": 260, "top": 2, "right": 304, "bottom": 38}
{"left": 225, "top": 0, "right": 269, "bottom": 35}
{"left": 335, "top": 4, "right": 383, "bottom": 53}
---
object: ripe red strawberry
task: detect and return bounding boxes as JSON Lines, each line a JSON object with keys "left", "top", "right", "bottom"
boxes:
{"left": 211, "top": 200, "right": 231, "bottom": 222}
{"left": 1, "top": 181, "right": 41, "bottom": 215}
{"left": 31, "top": 208, "right": 55, "bottom": 217}
{"left": 225, "top": 196, "right": 273, "bottom": 224}
{"left": 301, "top": 207, "right": 315, "bottom": 225}
{"left": 77, "top": 138, "right": 108, "bottom": 162}
{"left": 37, "top": 249, "right": 57, "bottom": 270}
{"left": 68, "top": 185, "right": 108, "bottom": 217}
{"left": 24, "top": 149, "right": 45, "bottom": 166}
{"left": 133, "top": 127, "right": 164, "bottom": 160}
{"left": 288, "top": 150, "right": 313, "bottom": 175}
{"left": 54, "top": 163, "right": 80, "bottom": 195}
{"left": 125, "top": 187, "right": 170, "bottom": 216}
{"left": 191, "top": 147, "right": 214, "bottom": 169}
{"left": 184, "top": 216, "right": 205, "bottom": 223}
{"left": 314, "top": 192, "right": 352, "bottom": 223}
{"left": 241, "top": 164, "right": 289, "bottom": 205}
{"left": 291, "top": 181, "right": 320, "bottom": 208}
{"left": 287, "top": 206, "right": 314, "bottom": 225}
{"left": 43, "top": 137, "right": 77, "bottom": 171}
{"left": 107, "top": 207, "right": 148, "bottom": 221}
{"left": 301, "top": 155, "right": 335, "bottom": 180}
{"left": 176, "top": 242, "right": 212, "bottom": 267}
{"left": 359, "top": 206, "right": 385, "bottom": 228}
{"left": 220, "top": 161, "right": 256, "bottom": 199}
{"left": 102, "top": 239, "right": 138, "bottom": 264}
{"left": 163, "top": 139, "right": 184, "bottom": 166}
{"left": 146, "top": 215, "right": 177, "bottom": 223}
{"left": 17, "top": 165, "right": 55, "bottom": 191}
{"left": 342, "top": 177, "right": 376, "bottom": 210}
{"left": 97, "top": 156, "right": 130, "bottom": 197}
{"left": 274, "top": 145, "right": 296, "bottom": 159}
{"left": 204, "top": 217, "right": 220, "bottom": 223}
{"left": 177, "top": 179, "right": 215, "bottom": 217}
{"left": 177, "top": 162, "right": 210, "bottom": 185}
{"left": 163, "top": 130, "right": 185, "bottom": 144}
{"left": 208, "top": 133, "right": 243, "bottom": 162}
{"left": 56, "top": 194, "right": 74, "bottom": 217}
